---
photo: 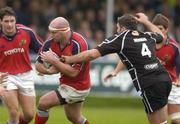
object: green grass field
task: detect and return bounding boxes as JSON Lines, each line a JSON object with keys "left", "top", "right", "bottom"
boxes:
{"left": 0, "top": 95, "right": 149, "bottom": 124}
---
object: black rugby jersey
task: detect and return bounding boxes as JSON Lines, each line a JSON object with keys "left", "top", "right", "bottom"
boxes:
{"left": 96, "top": 30, "right": 171, "bottom": 91}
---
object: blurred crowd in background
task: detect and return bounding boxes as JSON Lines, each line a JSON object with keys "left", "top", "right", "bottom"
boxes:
{"left": 0, "top": 0, "right": 179, "bottom": 55}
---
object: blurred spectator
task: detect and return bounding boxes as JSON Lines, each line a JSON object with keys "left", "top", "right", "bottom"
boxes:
{"left": 1, "top": 0, "right": 178, "bottom": 50}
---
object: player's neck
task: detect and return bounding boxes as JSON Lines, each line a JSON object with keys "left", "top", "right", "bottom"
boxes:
{"left": 2, "top": 29, "right": 16, "bottom": 37}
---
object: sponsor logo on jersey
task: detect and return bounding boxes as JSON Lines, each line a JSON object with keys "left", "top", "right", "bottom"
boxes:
{"left": 4, "top": 48, "right": 25, "bottom": 56}
{"left": 19, "top": 39, "right": 27, "bottom": 46}
{"left": 134, "top": 38, "right": 147, "bottom": 42}
{"left": 144, "top": 63, "right": 158, "bottom": 70}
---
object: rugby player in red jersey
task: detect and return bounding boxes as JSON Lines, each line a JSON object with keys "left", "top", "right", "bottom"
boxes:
{"left": 152, "top": 14, "right": 180, "bottom": 124}
{"left": 34, "top": 17, "right": 90, "bottom": 124}
{"left": 0, "top": 6, "right": 43, "bottom": 124}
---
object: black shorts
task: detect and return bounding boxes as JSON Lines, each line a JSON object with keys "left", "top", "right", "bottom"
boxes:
{"left": 140, "top": 81, "right": 172, "bottom": 114}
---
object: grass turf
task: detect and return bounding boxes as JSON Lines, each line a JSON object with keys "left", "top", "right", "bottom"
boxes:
{"left": 0, "top": 95, "right": 148, "bottom": 124}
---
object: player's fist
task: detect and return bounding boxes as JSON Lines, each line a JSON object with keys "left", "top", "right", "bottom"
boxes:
{"left": 135, "top": 13, "right": 149, "bottom": 24}
{"left": 40, "top": 48, "right": 59, "bottom": 65}
{"left": 61, "top": 55, "right": 71, "bottom": 64}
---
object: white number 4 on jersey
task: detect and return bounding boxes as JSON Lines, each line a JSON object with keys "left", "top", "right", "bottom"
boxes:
{"left": 141, "top": 43, "right": 151, "bottom": 57}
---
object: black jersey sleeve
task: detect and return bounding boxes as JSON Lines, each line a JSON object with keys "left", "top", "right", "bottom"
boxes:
{"left": 95, "top": 33, "right": 125, "bottom": 56}
{"left": 145, "top": 32, "right": 163, "bottom": 43}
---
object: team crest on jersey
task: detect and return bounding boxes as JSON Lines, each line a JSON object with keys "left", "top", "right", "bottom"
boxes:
{"left": 19, "top": 39, "right": 27, "bottom": 46}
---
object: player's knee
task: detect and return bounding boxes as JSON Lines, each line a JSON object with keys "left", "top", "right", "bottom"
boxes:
{"left": 9, "top": 106, "right": 19, "bottom": 117}
{"left": 170, "top": 112, "right": 180, "bottom": 124}
{"left": 22, "top": 104, "right": 36, "bottom": 120}
{"left": 23, "top": 111, "right": 35, "bottom": 122}
{"left": 38, "top": 97, "right": 49, "bottom": 110}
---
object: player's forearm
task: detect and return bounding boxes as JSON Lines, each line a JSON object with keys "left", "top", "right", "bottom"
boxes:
{"left": 114, "top": 60, "right": 125, "bottom": 74}
{"left": 35, "top": 62, "right": 51, "bottom": 74}
{"left": 51, "top": 59, "right": 79, "bottom": 77}
{"left": 144, "top": 20, "right": 164, "bottom": 38}
{"left": 69, "top": 50, "right": 95, "bottom": 63}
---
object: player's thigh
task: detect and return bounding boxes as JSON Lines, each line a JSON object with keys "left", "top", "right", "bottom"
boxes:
{"left": 168, "top": 104, "right": 180, "bottom": 123}
{"left": 19, "top": 93, "right": 36, "bottom": 115}
{"left": 168, "top": 104, "right": 180, "bottom": 114}
{"left": 64, "top": 102, "right": 82, "bottom": 119}
{"left": 38, "top": 91, "right": 60, "bottom": 110}
{"left": 168, "top": 85, "right": 180, "bottom": 114}
{"left": 2, "top": 90, "right": 19, "bottom": 109}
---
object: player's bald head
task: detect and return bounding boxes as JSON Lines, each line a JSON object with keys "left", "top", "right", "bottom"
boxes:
{"left": 49, "top": 17, "right": 70, "bottom": 31}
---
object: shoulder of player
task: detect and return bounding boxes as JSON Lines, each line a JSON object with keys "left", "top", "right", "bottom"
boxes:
{"left": 71, "top": 32, "right": 88, "bottom": 48}
{"left": 16, "top": 24, "right": 33, "bottom": 32}
{"left": 106, "top": 30, "right": 130, "bottom": 41}
{"left": 71, "top": 32, "right": 87, "bottom": 43}
{"left": 43, "top": 37, "right": 53, "bottom": 45}
{"left": 41, "top": 38, "right": 53, "bottom": 48}
{"left": 168, "top": 38, "right": 179, "bottom": 48}
{"left": 16, "top": 24, "right": 38, "bottom": 36}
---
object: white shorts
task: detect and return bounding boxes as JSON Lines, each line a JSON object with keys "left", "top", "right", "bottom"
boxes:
{"left": 57, "top": 84, "right": 90, "bottom": 104}
{"left": 168, "top": 85, "right": 180, "bottom": 104}
{"left": 1, "top": 71, "right": 36, "bottom": 96}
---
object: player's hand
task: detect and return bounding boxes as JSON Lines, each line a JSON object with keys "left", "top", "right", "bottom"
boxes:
{"left": 40, "top": 49, "right": 59, "bottom": 64}
{"left": 158, "top": 59, "right": 166, "bottom": 65}
{"left": 61, "top": 55, "right": 71, "bottom": 64}
{"left": 0, "top": 72, "right": 8, "bottom": 84}
{"left": 172, "top": 80, "right": 180, "bottom": 87}
{"left": 135, "top": 13, "right": 149, "bottom": 24}
{"left": 174, "top": 75, "right": 180, "bottom": 87}
{"left": 104, "top": 72, "right": 117, "bottom": 82}
{"left": 47, "top": 66, "right": 59, "bottom": 74}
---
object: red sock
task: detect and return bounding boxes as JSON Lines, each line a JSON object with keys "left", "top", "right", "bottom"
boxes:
{"left": 19, "top": 116, "right": 28, "bottom": 124}
{"left": 34, "top": 113, "right": 48, "bottom": 124}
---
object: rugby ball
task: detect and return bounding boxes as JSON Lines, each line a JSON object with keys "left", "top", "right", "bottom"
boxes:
{"left": 43, "top": 62, "right": 52, "bottom": 68}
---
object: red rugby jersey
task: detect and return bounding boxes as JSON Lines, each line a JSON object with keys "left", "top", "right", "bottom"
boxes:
{"left": 38, "top": 32, "right": 91, "bottom": 90}
{"left": 156, "top": 38, "right": 179, "bottom": 82}
{"left": 0, "top": 25, "right": 43, "bottom": 74}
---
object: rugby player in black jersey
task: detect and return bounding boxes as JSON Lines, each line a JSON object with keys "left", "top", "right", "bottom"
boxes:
{"left": 61, "top": 13, "right": 172, "bottom": 124}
